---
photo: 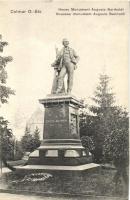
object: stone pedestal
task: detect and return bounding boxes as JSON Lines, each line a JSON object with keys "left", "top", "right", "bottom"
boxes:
{"left": 26, "top": 94, "right": 100, "bottom": 171}
{"left": 28, "top": 95, "right": 95, "bottom": 168}
{"left": 41, "top": 95, "right": 81, "bottom": 141}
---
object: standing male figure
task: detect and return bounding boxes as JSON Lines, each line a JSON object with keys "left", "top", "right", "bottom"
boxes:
{"left": 51, "top": 39, "right": 79, "bottom": 94}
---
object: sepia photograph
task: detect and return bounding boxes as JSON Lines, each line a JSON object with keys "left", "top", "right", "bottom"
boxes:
{"left": 0, "top": 1, "right": 129, "bottom": 200}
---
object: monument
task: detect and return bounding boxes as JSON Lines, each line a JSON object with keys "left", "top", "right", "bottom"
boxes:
{"left": 16, "top": 39, "right": 99, "bottom": 172}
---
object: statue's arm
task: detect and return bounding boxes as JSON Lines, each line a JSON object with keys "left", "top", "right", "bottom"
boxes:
{"left": 73, "top": 49, "right": 80, "bottom": 64}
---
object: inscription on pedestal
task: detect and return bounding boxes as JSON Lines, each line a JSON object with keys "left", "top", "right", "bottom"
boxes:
{"left": 44, "top": 104, "right": 70, "bottom": 139}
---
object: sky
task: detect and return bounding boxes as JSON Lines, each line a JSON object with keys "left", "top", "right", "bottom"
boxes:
{"left": 0, "top": 1, "right": 129, "bottom": 139}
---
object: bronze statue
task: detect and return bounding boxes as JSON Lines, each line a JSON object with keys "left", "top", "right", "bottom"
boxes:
{"left": 51, "top": 39, "right": 79, "bottom": 94}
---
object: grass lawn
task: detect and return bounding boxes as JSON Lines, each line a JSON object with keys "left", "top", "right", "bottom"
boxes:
{"left": 0, "top": 167, "right": 128, "bottom": 198}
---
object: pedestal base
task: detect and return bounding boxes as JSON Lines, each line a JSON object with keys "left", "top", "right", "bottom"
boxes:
{"left": 15, "top": 163, "right": 100, "bottom": 172}
{"left": 27, "top": 143, "right": 92, "bottom": 166}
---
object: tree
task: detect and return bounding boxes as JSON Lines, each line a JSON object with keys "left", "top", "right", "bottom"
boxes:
{"left": 32, "top": 126, "right": 41, "bottom": 149}
{"left": 79, "top": 100, "right": 89, "bottom": 136}
{"left": 80, "top": 109, "right": 96, "bottom": 139}
{"left": 21, "top": 126, "right": 41, "bottom": 153}
{"left": 81, "top": 135, "right": 95, "bottom": 153}
{"left": 79, "top": 100, "right": 96, "bottom": 160}
{"left": 21, "top": 126, "right": 33, "bottom": 152}
{"left": 87, "top": 74, "right": 117, "bottom": 162}
{"left": 0, "top": 35, "right": 14, "bottom": 105}
{"left": 0, "top": 35, "right": 15, "bottom": 158}
{"left": 0, "top": 36, "right": 15, "bottom": 170}
{"left": 14, "top": 140, "right": 24, "bottom": 160}
{"left": 80, "top": 73, "right": 128, "bottom": 164}
{"left": 0, "top": 117, "right": 14, "bottom": 161}
{"left": 103, "top": 107, "right": 129, "bottom": 188}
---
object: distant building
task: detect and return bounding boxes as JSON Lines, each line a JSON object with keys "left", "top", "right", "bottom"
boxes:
{"left": 26, "top": 107, "right": 44, "bottom": 139}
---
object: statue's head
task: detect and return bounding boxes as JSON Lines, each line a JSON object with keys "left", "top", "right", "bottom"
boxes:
{"left": 62, "top": 38, "right": 69, "bottom": 47}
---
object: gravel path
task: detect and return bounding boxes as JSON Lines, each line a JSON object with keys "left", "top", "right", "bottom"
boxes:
{"left": 0, "top": 192, "right": 128, "bottom": 200}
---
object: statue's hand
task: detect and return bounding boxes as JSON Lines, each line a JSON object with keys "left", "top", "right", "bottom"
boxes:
{"left": 71, "top": 58, "right": 77, "bottom": 65}
{"left": 51, "top": 63, "right": 59, "bottom": 71}
{"left": 72, "top": 61, "right": 77, "bottom": 65}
